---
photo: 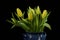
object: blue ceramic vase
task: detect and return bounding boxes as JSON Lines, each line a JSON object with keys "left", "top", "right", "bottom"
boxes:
{"left": 23, "top": 32, "right": 47, "bottom": 40}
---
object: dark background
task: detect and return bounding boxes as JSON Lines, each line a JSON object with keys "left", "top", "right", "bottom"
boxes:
{"left": 0, "top": 0, "right": 60, "bottom": 40}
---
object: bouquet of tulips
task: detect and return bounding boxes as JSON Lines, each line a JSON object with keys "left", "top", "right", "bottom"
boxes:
{"left": 7, "top": 6, "right": 51, "bottom": 33}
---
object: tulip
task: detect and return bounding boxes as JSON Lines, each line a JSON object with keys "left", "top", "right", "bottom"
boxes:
{"left": 16, "top": 8, "right": 23, "bottom": 17}
{"left": 29, "top": 7, "right": 35, "bottom": 14}
{"left": 28, "top": 12, "right": 33, "bottom": 21}
{"left": 42, "top": 10, "right": 47, "bottom": 19}
{"left": 35, "top": 6, "right": 41, "bottom": 14}
{"left": 27, "top": 7, "right": 34, "bottom": 21}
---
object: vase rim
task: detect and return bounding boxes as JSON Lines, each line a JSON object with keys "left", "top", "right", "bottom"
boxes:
{"left": 23, "top": 32, "right": 46, "bottom": 34}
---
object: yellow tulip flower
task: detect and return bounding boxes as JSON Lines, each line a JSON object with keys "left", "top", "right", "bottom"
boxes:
{"left": 16, "top": 8, "right": 23, "bottom": 17}
{"left": 42, "top": 10, "right": 47, "bottom": 19}
{"left": 29, "top": 7, "right": 35, "bottom": 14}
{"left": 28, "top": 12, "right": 33, "bottom": 21}
{"left": 27, "top": 7, "right": 34, "bottom": 21}
{"left": 35, "top": 6, "right": 41, "bottom": 14}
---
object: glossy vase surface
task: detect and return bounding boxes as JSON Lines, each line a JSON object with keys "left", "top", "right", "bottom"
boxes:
{"left": 23, "top": 32, "right": 47, "bottom": 40}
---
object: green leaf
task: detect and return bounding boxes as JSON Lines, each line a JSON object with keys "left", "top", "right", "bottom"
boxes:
{"left": 15, "top": 12, "right": 21, "bottom": 20}
{"left": 22, "top": 11, "right": 25, "bottom": 18}
{"left": 11, "top": 25, "right": 15, "bottom": 29}
{"left": 44, "top": 23, "right": 51, "bottom": 30}
{"left": 6, "top": 20, "right": 14, "bottom": 24}
{"left": 11, "top": 18, "right": 16, "bottom": 23}
{"left": 35, "top": 15, "right": 39, "bottom": 32}
{"left": 12, "top": 13, "right": 15, "bottom": 19}
{"left": 11, "top": 13, "right": 18, "bottom": 23}
{"left": 22, "top": 19, "right": 31, "bottom": 29}
{"left": 17, "top": 21, "right": 30, "bottom": 32}
{"left": 22, "top": 18, "right": 30, "bottom": 24}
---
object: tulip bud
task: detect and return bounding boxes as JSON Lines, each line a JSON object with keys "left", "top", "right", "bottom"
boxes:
{"left": 28, "top": 7, "right": 33, "bottom": 21}
{"left": 35, "top": 6, "right": 41, "bottom": 14}
{"left": 42, "top": 10, "right": 47, "bottom": 19}
{"left": 16, "top": 8, "right": 23, "bottom": 17}
{"left": 28, "top": 12, "right": 33, "bottom": 21}
{"left": 29, "top": 7, "right": 35, "bottom": 14}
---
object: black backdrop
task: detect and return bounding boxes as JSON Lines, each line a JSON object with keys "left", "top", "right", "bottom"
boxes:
{"left": 0, "top": 0, "right": 60, "bottom": 40}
